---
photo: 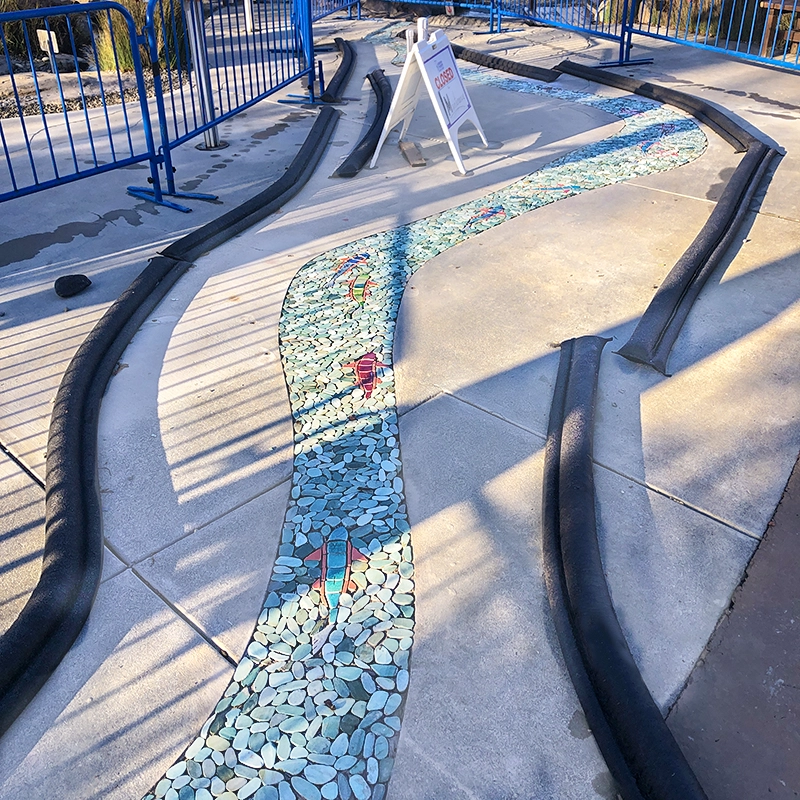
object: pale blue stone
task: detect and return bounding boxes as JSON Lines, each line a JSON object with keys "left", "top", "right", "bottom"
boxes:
{"left": 307, "top": 737, "right": 330, "bottom": 754}
{"left": 233, "top": 729, "right": 251, "bottom": 750}
{"left": 280, "top": 717, "right": 309, "bottom": 734}
{"left": 349, "top": 774, "right": 371, "bottom": 800}
{"left": 384, "top": 694, "right": 402, "bottom": 715}
{"left": 261, "top": 770, "right": 283, "bottom": 785}
{"left": 348, "top": 729, "right": 365, "bottom": 756}
{"left": 239, "top": 750, "right": 263, "bottom": 768}
{"left": 396, "top": 670, "right": 409, "bottom": 692}
{"left": 330, "top": 733, "right": 349, "bottom": 757}
{"left": 367, "top": 758, "right": 379, "bottom": 785}
{"left": 304, "top": 764, "right": 337, "bottom": 785}
{"left": 278, "top": 782, "right": 295, "bottom": 800}
{"left": 334, "top": 755, "right": 357, "bottom": 771}
{"left": 308, "top": 754, "right": 335, "bottom": 765}
{"left": 336, "top": 774, "right": 351, "bottom": 800}
{"left": 321, "top": 782, "right": 338, "bottom": 800}
{"left": 292, "top": 644, "right": 312, "bottom": 661}
{"left": 374, "top": 736, "right": 389, "bottom": 760}
{"left": 335, "top": 666, "right": 361, "bottom": 681}
{"left": 291, "top": 777, "right": 322, "bottom": 800}
{"left": 362, "top": 732, "right": 374, "bottom": 758}
{"left": 321, "top": 717, "right": 340, "bottom": 739}
{"left": 255, "top": 787, "right": 279, "bottom": 800}
{"left": 240, "top": 778, "right": 263, "bottom": 799}
{"left": 367, "top": 691, "right": 388, "bottom": 712}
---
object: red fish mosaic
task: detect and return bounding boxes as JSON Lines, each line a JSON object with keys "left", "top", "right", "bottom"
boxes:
{"left": 343, "top": 352, "right": 388, "bottom": 399}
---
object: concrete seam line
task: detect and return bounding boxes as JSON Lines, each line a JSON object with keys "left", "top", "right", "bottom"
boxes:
{"left": 331, "top": 69, "right": 392, "bottom": 178}
{"left": 320, "top": 38, "right": 356, "bottom": 103}
{"left": 545, "top": 336, "right": 709, "bottom": 800}
{"left": 0, "top": 104, "right": 340, "bottom": 741}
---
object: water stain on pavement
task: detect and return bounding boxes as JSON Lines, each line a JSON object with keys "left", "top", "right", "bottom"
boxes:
{"left": 0, "top": 209, "right": 145, "bottom": 269}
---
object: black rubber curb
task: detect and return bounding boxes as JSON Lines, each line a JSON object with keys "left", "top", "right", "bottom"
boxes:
{"left": 0, "top": 104, "right": 340, "bottom": 740}
{"left": 320, "top": 38, "right": 356, "bottom": 103}
{"left": 543, "top": 338, "right": 647, "bottom": 800}
{"left": 544, "top": 336, "right": 709, "bottom": 800}
{"left": 331, "top": 69, "right": 392, "bottom": 178}
{"left": 452, "top": 43, "right": 560, "bottom": 82}
{"left": 555, "top": 60, "right": 756, "bottom": 152}
{"left": 163, "top": 106, "right": 340, "bottom": 262}
{"left": 554, "top": 59, "right": 779, "bottom": 375}
{"left": 617, "top": 141, "right": 776, "bottom": 373}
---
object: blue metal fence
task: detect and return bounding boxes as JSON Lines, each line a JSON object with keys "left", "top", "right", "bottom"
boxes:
{"left": 0, "top": 2, "right": 162, "bottom": 204}
{"left": 310, "top": 0, "right": 359, "bottom": 22}
{"left": 141, "top": 0, "right": 317, "bottom": 204}
{"left": 1, "top": 0, "right": 316, "bottom": 210}
{"left": 630, "top": 0, "right": 800, "bottom": 67}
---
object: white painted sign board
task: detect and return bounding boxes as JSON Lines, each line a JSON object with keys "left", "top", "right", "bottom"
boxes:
{"left": 370, "top": 19, "right": 488, "bottom": 175}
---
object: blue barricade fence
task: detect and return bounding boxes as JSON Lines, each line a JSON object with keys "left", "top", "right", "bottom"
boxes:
{"left": 311, "top": 0, "right": 359, "bottom": 22}
{"left": 1, "top": 0, "right": 316, "bottom": 210}
{"left": 0, "top": 2, "right": 162, "bottom": 204}
{"left": 1, "top": 0, "right": 797, "bottom": 209}
{"left": 629, "top": 0, "right": 800, "bottom": 66}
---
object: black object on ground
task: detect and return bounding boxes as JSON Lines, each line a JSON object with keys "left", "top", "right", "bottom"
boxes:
{"left": 332, "top": 70, "right": 392, "bottom": 179}
{"left": 54, "top": 274, "right": 91, "bottom": 298}
{"left": 554, "top": 59, "right": 779, "bottom": 375}
{"left": 0, "top": 104, "right": 340, "bottom": 740}
{"left": 543, "top": 336, "right": 709, "bottom": 800}
{"left": 321, "top": 38, "right": 356, "bottom": 103}
{"left": 667, "top": 453, "right": 800, "bottom": 799}
{"left": 616, "top": 140, "right": 776, "bottom": 374}
{"left": 452, "top": 43, "right": 560, "bottom": 82}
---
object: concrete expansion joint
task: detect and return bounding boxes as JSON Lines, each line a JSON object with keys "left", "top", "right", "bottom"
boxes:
{"left": 130, "top": 565, "right": 237, "bottom": 668}
{"left": 0, "top": 442, "right": 44, "bottom": 490}
{"left": 592, "top": 460, "right": 762, "bottom": 542}
{"left": 442, "top": 390, "right": 547, "bottom": 442}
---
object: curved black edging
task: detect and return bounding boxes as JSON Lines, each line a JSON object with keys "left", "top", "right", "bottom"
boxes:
{"left": 332, "top": 70, "right": 392, "bottom": 179}
{"left": 543, "top": 338, "right": 647, "bottom": 800}
{"left": 544, "top": 336, "right": 709, "bottom": 800}
{"left": 321, "top": 38, "right": 356, "bottom": 103}
{"left": 555, "top": 60, "right": 756, "bottom": 152}
{"left": 0, "top": 105, "right": 340, "bottom": 740}
{"left": 617, "top": 141, "right": 776, "bottom": 373}
{"left": 553, "top": 59, "right": 779, "bottom": 374}
{"left": 452, "top": 43, "right": 560, "bottom": 83}
{"left": 164, "top": 106, "right": 339, "bottom": 262}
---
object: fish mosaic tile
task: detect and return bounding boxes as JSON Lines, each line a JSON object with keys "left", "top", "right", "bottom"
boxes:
{"left": 141, "top": 44, "right": 706, "bottom": 800}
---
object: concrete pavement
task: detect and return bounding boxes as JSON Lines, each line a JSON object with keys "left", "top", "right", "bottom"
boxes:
{"left": 0, "top": 14, "right": 798, "bottom": 800}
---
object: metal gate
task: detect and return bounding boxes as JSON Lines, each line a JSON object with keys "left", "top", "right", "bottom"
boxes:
{"left": 1, "top": 0, "right": 317, "bottom": 210}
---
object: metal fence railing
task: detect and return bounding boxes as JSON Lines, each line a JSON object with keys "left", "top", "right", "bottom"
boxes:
{"left": 0, "top": 2, "right": 162, "bottom": 204}
{"left": 1, "top": 0, "right": 316, "bottom": 210}
{"left": 310, "top": 0, "right": 360, "bottom": 22}
{"left": 630, "top": 0, "right": 800, "bottom": 66}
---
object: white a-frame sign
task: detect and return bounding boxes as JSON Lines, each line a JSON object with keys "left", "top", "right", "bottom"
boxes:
{"left": 369, "top": 18, "right": 488, "bottom": 175}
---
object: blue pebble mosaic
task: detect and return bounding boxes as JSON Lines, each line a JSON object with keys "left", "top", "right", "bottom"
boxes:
{"left": 141, "top": 42, "right": 706, "bottom": 800}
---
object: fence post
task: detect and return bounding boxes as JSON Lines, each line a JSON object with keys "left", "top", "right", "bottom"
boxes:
{"left": 182, "top": 0, "right": 222, "bottom": 149}
{"left": 297, "top": 0, "right": 316, "bottom": 100}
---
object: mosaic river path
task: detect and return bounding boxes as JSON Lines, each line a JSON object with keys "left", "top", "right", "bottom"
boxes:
{"left": 141, "top": 54, "right": 707, "bottom": 800}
